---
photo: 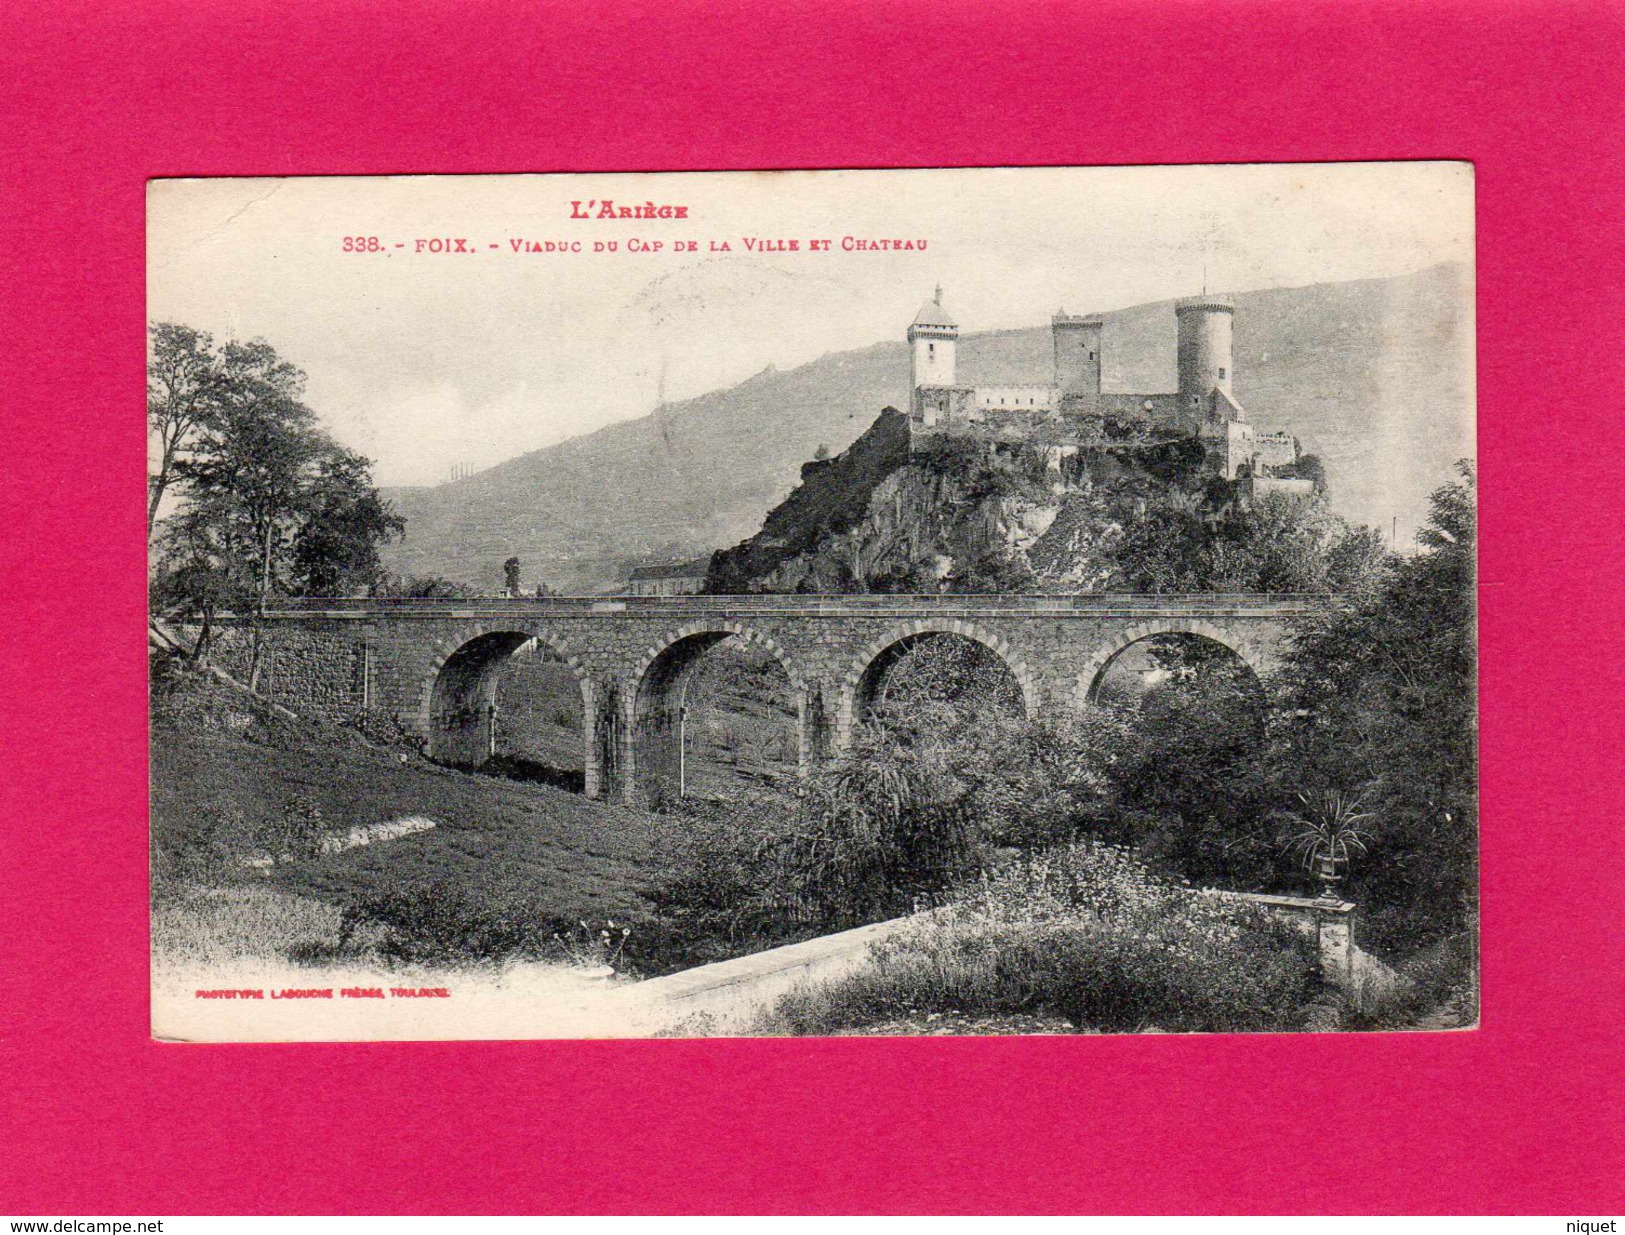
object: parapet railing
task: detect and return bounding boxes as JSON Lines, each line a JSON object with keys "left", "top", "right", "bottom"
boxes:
{"left": 245, "top": 592, "right": 1333, "bottom": 619}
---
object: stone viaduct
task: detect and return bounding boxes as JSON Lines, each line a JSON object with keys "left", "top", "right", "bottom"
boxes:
{"left": 206, "top": 593, "right": 1320, "bottom": 804}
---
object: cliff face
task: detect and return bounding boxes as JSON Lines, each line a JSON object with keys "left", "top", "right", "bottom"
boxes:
{"left": 705, "top": 408, "right": 912, "bottom": 591}
{"left": 706, "top": 415, "right": 1212, "bottom": 594}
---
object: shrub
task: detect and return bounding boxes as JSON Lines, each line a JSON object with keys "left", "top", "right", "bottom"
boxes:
{"left": 476, "top": 753, "right": 585, "bottom": 794}
{"left": 255, "top": 795, "right": 327, "bottom": 862}
{"left": 641, "top": 730, "right": 987, "bottom": 965}
{"left": 1339, "top": 926, "right": 1479, "bottom": 1031}
{"left": 348, "top": 706, "right": 426, "bottom": 752}
{"left": 339, "top": 875, "right": 575, "bottom": 964}
{"left": 758, "top": 839, "right": 1317, "bottom": 1035}
{"left": 152, "top": 793, "right": 252, "bottom": 891}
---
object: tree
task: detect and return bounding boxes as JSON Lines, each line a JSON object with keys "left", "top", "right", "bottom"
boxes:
{"left": 1276, "top": 452, "right": 1327, "bottom": 495}
{"left": 167, "top": 338, "right": 324, "bottom": 610}
{"left": 1111, "top": 491, "right": 1383, "bottom": 594}
{"left": 1084, "top": 637, "right": 1278, "bottom": 887}
{"left": 151, "top": 328, "right": 403, "bottom": 666}
{"left": 503, "top": 556, "right": 522, "bottom": 597}
{"left": 149, "top": 512, "right": 242, "bottom": 660}
{"left": 1270, "top": 461, "right": 1477, "bottom": 950}
{"left": 292, "top": 444, "right": 406, "bottom": 595}
{"left": 147, "top": 323, "right": 226, "bottom": 542}
{"left": 1108, "top": 491, "right": 1210, "bottom": 591}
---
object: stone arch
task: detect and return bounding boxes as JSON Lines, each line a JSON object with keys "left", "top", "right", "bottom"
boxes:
{"left": 622, "top": 620, "right": 810, "bottom": 803}
{"left": 414, "top": 623, "right": 599, "bottom": 792}
{"left": 834, "top": 619, "right": 1039, "bottom": 749}
{"left": 625, "top": 620, "right": 807, "bottom": 716}
{"left": 1072, "top": 619, "right": 1270, "bottom": 711}
{"left": 415, "top": 622, "right": 591, "bottom": 733}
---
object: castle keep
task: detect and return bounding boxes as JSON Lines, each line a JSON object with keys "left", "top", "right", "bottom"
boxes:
{"left": 907, "top": 287, "right": 1306, "bottom": 486}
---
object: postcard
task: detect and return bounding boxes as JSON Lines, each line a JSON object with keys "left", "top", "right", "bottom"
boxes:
{"left": 147, "top": 164, "right": 1476, "bottom": 1041}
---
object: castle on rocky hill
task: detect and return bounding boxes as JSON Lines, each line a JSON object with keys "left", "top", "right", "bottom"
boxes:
{"left": 907, "top": 286, "right": 1310, "bottom": 492}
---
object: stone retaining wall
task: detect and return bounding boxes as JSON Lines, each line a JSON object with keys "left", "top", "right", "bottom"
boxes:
{"left": 1214, "top": 890, "right": 1358, "bottom": 989}
{"left": 202, "top": 624, "right": 365, "bottom": 724}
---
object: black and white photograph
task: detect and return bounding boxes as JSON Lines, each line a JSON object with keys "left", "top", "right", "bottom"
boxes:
{"left": 146, "top": 164, "right": 1477, "bottom": 1040}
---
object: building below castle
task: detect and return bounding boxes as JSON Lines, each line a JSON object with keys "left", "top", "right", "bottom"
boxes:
{"left": 906, "top": 286, "right": 1309, "bottom": 492}
{"left": 625, "top": 558, "right": 710, "bottom": 596}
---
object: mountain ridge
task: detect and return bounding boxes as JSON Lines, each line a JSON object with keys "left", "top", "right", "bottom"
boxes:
{"left": 381, "top": 262, "right": 1472, "bottom": 593}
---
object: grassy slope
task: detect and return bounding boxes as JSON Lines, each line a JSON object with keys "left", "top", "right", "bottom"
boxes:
{"left": 152, "top": 672, "right": 678, "bottom": 924}
{"left": 492, "top": 652, "right": 588, "bottom": 772}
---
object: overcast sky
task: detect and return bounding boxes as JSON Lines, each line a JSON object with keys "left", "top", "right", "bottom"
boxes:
{"left": 148, "top": 164, "right": 1472, "bottom": 487}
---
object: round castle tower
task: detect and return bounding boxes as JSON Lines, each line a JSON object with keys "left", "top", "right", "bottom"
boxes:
{"left": 1175, "top": 294, "right": 1236, "bottom": 427}
{"left": 1052, "top": 311, "right": 1104, "bottom": 402}
{"left": 908, "top": 285, "right": 958, "bottom": 392}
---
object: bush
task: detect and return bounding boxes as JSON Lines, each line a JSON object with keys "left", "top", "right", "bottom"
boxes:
{"left": 339, "top": 874, "right": 576, "bottom": 964}
{"left": 255, "top": 795, "right": 327, "bottom": 861}
{"left": 641, "top": 729, "right": 988, "bottom": 965}
{"left": 348, "top": 706, "right": 426, "bottom": 752}
{"left": 152, "top": 792, "right": 252, "bottom": 891}
{"left": 1340, "top": 926, "right": 1478, "bottom": 1030}
{"left": 758, "top": 839, "right": 1317, "bottom": 1035}
{"left": 475, "top": 753, "right": 585, "bottom": 794}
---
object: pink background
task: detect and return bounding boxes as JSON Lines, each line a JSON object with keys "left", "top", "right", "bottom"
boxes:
{"left": 3, "top": 0, "right": 1622, "bottom": 1215}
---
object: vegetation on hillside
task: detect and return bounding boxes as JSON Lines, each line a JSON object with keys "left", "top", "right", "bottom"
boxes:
{"left": 705, "top": 408, "right": 913, "bottom": 592}
{"left": 146, "top": 305, "right": 1475, "bottom": 1032}
{"left": 757, "top": 840, "right": 1317, "bottom": 1036}
{"left": 379, "top": 263, "right": 1472, "bottom": 592}
{"left": 708, "top": 405, "right": 1381, "bottom": 596}
{"left": 149, "top": 658, "right": 675, "bottom": 966}
{"left": 652, "top": 465, "right": 1478, "bottom": 1022}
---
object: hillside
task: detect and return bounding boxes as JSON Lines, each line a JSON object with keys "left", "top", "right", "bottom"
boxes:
{"left": 150, "top": 659, "right": 677, "bottom": 927}
{"left": 705, "top": 408, "right": 1340, "bottom": 595}
{"left": 382, "top": 263, "right": 1472, "bottom": 592}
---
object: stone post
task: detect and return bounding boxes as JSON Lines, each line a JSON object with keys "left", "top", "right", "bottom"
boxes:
{"left": 1314, "top": 898, "right": 1356, "bottom": 991}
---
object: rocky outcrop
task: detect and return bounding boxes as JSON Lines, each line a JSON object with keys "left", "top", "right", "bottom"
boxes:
{"left": 706, "top": 412, "right": 1203, "bottom": 594}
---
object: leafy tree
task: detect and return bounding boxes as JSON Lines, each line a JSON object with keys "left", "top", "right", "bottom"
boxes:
{"left": 292, "top": 445, "right": 405, "bottom": 595}
{"left": 1111, "top": 491, "right": 1383, "bottom": 594}
{"left": 870, "top": 636, "right": 1025, "bottom": 719}
{"left": 149, "top": 513, "right": 242, "bottom": 660}
{"left": 1082, "top": 637, "right": 1278, "bottom": 887}
{"left": 166, "top": 338, "right": 324, "bottom": 609}
{"left": 1270, "top": 461, "right": 1477, "bottom": 950}
{"left": 150, "top": 328, "right": 403, "bottom": 664}
{"left": 503, "top": 556, "right": 522, "bottom": 597}
{"left": 1108, "top": 491, "right": 1211, "bottom": 591}
{"left": 1275, "top": 452, "right": 1327, "bottom": 494}
{"left": 148, "top": 324, "right": 227, "bottom": 542}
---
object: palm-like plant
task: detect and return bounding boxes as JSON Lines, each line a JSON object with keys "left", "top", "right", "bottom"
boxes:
{"left": 1279, "top": 788, "right": 1373, "bottom": 899}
